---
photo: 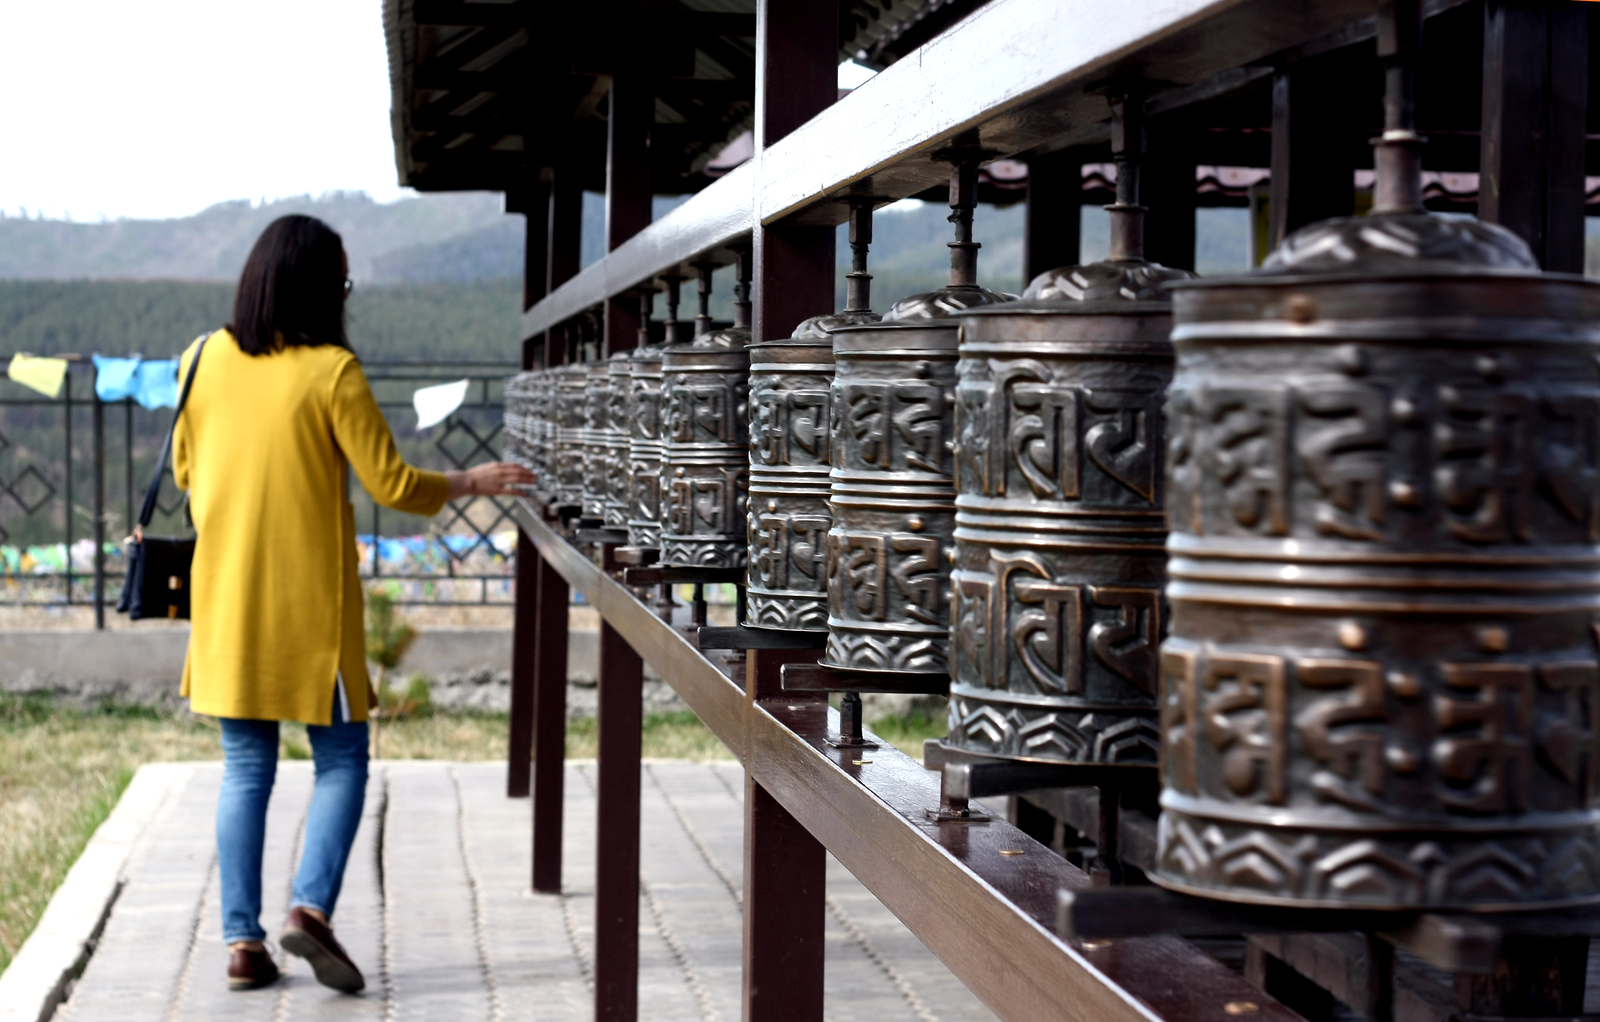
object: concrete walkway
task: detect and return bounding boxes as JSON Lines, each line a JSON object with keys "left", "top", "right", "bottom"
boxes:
{"left": 53, "top": 761, "right": 999, "bottom": 1022}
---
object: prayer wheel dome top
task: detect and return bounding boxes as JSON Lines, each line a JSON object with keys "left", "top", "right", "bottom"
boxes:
{"left": 677, "top": 326, "right": 751, "bottom": 350}
{"left": 880, "top": 283, "right": 1015, "bottom": 322}
{"left": 1253, "top": 212, "right": 1538, "bottom": 278}
{"left": 1019, "top": 257, "right": 1196, "bottom": 306}
{"left": 787, "top": 309, "right": 881, "bottom": 339}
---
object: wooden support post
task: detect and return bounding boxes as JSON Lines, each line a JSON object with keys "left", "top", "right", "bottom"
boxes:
{"left": 519, "top": 179, "right": 552, "bottom": 316}
{"left": 508, "top": 176, "right": 552, "bottom": 798}
{"left": 1455, "top": 937, "right": 1589, "bottom": 1017}
{"left": 593, "top": 546, "right": 643, "bottom": 1021}
{"left": 1479, "top": 0, "right": 1588, "bottom": 273}
{"left": 507, "top": 529, "right": 538, "bottom": 798}
{"left": 1269, "top": 58, "right": 1359, "bottom": 249}
{"left": 546, "top": 161, "right": 583, "bottom": 364}
{"left": 1024, "top": 148, "right": 1083, "bottom": 288}
{"left": 743, "top": 8, "right": 836, "bottom": 1018}
{"left": 531, "top": 551, "right": 569, "bottom": 893}
{"left": 606, "top": 75, "right": 652, "bottom": 355}
{"left": 750, "top": 0, "right": 836, "bottom": 345}
{"left": 743, "top": 648, "right": 828, "bottom": 1022}
{"left": 1144, "top": 117, "right": 1197, "bottom": 271}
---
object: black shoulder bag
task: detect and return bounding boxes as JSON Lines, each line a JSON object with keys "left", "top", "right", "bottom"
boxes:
{"left": 117, "top": 336, "right": 208, "bottom": 620}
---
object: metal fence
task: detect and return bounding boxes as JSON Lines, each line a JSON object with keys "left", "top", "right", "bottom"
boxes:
{"left": 0, "top": 355, "right": 520, "bottom": 625}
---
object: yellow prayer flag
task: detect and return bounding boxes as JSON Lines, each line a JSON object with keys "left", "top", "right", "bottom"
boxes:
{"left": 6, "top": 354, "right": 69, "bottom": 398}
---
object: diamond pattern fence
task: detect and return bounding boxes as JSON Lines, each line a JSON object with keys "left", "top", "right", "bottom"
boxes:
{"left": 0, "top": 358, "right": 520, "bottom": 612}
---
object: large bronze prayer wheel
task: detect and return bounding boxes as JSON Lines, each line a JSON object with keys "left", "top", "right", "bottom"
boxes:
{"left": 537, "top": 368, "right": 557, "bottom": 492}
{"left": 659, "top": 326, "right": 751, "bottom": 567}
{"left": 627, "top": 345, "right": 666, "bottom": 549}
{"left": 1152, "top": 213, "right": 1600, "bottom": 910}
{"left": 554, "top": 364, "right": 587, "bottom": 506}
{"left": 746, "top": 311, "right": 878, "bottom": 631}
{"left": 822, "top": 286, "right": 1010, "bottom": 673}
{"left": 502, "top": 370, "right": 536, "bottom": 473}
{"left": 581, "top": 361, "right": 610, "bottom": 519}
{"left": 604, "top": 352, "right": 632, "bottom": 528}
{"left": 946, "top": 260, "right": 1190, "bottom": 764}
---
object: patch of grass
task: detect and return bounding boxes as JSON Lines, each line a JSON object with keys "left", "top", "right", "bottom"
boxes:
{"left": 867, "top": 708, "right": 948, "bottom": 760}
{"left": 565, "top": 710, "right": 734, "bottom": 761}
{"left": 0, "top": 697, "right": 221, "bottom": 972}
{"left": 0, "top": 697, "right": 732, "bottom": 973}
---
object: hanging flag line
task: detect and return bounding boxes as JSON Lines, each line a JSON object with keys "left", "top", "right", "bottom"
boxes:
{"left": 6, "top": 354, "right": 474, "bottom": 425}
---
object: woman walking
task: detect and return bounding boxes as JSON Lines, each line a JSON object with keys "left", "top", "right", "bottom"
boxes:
{"left": 171, "top": 215, "right": 533, "bottom": 992}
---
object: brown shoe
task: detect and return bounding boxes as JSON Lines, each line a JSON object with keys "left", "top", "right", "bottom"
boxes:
{"left": 227, "top": 947, "right": 281, "bottom": 991}
{"left": 281, "top": 906, "right": 365, "bottom": 993}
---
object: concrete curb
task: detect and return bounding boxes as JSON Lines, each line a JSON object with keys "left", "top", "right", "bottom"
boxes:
{"left": 0, "top": 763, "right": 194, "bottom": 1022}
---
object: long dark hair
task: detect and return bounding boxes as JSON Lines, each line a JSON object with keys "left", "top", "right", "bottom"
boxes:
{"left": 228, "top": 215, "right": 349, "bottom": 356}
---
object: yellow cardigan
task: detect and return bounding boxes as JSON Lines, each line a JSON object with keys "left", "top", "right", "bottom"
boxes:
{"left": 172, "top": 330, "right": 450, "bottom": 724}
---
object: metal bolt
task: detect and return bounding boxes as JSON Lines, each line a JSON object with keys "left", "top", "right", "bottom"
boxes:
{"left": 1338, "top": 620, "right": 1367, "bottom": 650}
{"left": 1285, "top": 294, "right": 1315, "bottom": 324}
{"left": 1477, "top": 624, "right": 1509, "bottom": 652}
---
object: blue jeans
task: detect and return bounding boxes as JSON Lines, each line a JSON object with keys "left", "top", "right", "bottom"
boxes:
{"left": 217, "top": 700, "right": 368, "bottom": 944}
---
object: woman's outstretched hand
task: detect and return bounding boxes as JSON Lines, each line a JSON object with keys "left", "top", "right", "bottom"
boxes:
{"left": 445, "top": 462, "right": 537, "bottom": 499}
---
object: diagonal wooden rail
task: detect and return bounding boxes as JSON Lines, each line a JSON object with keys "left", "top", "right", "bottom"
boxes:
{"left": 510, "top": 500, "right": 1303, "bottom": 1022}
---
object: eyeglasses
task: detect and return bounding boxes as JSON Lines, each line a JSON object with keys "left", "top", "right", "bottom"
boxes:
{"left": 343, "top": 278, "right": 354, "bottom": 298}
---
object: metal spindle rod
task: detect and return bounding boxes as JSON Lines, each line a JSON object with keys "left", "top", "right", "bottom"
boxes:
{"left": 661, "top": 272, "right": 685, "bottom": 345}
{"left": 844, "top": 199, "right": 874, "bottom": 313}
{"left": 1107, "top": 92, "right": 1148, "bottom": 262}
{"left": 947, "top": 161, "right": 980, "bottom": 286}
{"left": 731, "top": 247, "right": 752, "bottom": 330}
{"left": 693, "top": 260, "right": 716, "bottom": 336}
{"left": 1373, "top": 0, "right": 1425, "bottom": 214}
{"left": 637, "top": 290, "right": 654, "bottom": 347}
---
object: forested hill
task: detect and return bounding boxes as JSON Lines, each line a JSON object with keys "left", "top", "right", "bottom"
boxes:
{"left": 0, "top": 192, "right": 519, "bottom": 285}
{"left": 0, "top": 279, "right": 523, "bottom": 362}
{"left": 0, "top": 188, "right": 1265, "bottom": 364}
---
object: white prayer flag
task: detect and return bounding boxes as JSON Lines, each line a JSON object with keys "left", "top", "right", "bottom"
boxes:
{"left": 413, "top": 379, "right": 469, "bottom": 430}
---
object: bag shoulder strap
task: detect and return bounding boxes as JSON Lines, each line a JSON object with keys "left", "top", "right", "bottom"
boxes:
{"left": 137, "top": 333, "right": 210, "bottom": 529}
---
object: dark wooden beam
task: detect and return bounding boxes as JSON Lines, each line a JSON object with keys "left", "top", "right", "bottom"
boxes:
{"left": 411, "top": 96, "right": 522, "bottom": 133}
{"left": 1024, "top": 148, "right": 1083, "bottom": 289}
{"left": 1268, "top": 53, "right": 1364, "bottom": 249}
{"left": 1144, "top": 116, "right": 1198, "bottom": 272}
{"left": 547, "top": 159, "right": 583, "bottom": 364}
{"left": 606, "top": 76, "right": 653, "bottom": 356}
{"left": 1479, "top": 0, "right": 1588, "bottom": 272}
{"left": 521, "top": 178, "right": 552, "bottom": 316}
{"left": 414, "top": 0, "right": 537, "bottom": 27}
{"left": 413, "top": 61, "right": 525, "bottom": 92}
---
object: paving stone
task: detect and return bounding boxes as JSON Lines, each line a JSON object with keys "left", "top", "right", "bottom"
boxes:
{"left": 56, "top": 758, "right": 999, "bottom": 1022}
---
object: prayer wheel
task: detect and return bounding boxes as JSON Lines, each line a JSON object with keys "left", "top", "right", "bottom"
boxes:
{"left": 537, "top": 368, "right": 557, "bottom": 492}
{"left": 554, "top": 364, "right": 587, "bottom": 507}
{"left": 581, "top": 361, "right": 610, "bottom": 519}
{"left": 627, "top": 345, "right": 667, "bottom": 549}
{"left": 822, "top": 165, "right": 1012, "bottom": 673}
{"left": 946, "top": 97, "right": 1192, "bottom": 764}
{"left": 502, "top": 370, "right": 536, "bottom": 473}
{"left": 604, "top": 352, "right": 633, "bottom": 528}
{"left": 1152, "top": 6, "right": 1600, "bottom": 909}
{"left": 746, "top": 202, "right": 881, "bottom": 631}
{"left": 659, "top": 256, "right": 752, "bottom": 568}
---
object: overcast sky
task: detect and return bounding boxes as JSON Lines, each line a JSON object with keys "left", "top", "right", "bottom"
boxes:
{"left": 0, "top": 5, "right": 882, "bottom": 224}
{"left": 1, "top": 0, "right": 406, "bottom": 222}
